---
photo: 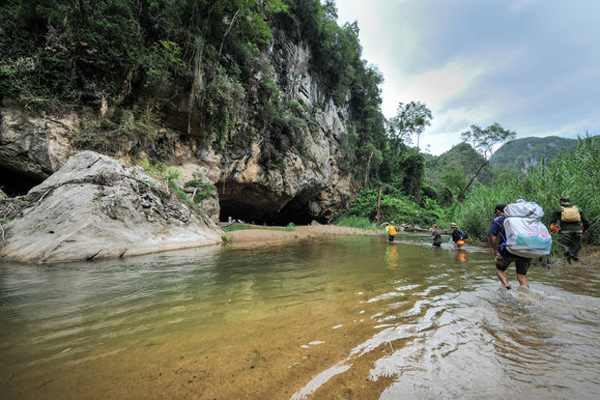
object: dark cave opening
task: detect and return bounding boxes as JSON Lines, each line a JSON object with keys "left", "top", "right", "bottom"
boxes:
{"left": 219, "top": 199, "right": 327, "bottom": 226}
{"left": 0, "top": 166, "right": 44, "bottom": 197}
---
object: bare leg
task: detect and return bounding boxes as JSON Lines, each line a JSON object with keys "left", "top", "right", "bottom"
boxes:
{"left": 496, "top": 269, "right": 510, "bottom": 288}
{"left": 517, "top": 273, "right": 529, "bottom": 289}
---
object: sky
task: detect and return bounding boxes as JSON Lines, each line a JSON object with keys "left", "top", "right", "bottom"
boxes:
{"left": 334, "top": 0, "right": 600, "bottom": 155}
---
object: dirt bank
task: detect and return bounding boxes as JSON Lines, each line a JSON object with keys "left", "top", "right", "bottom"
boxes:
{"left": 222, "top": 224, "right": 379, "bottom": 249}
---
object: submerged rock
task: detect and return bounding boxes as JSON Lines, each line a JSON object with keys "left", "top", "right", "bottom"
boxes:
{"left": 0, "top": 151, "right": 222, "bottom": 263}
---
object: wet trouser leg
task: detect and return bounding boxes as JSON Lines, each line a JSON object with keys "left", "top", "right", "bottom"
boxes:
{"left": 559, "top": 231, "right": 583, "bottom": 258}
{"left": 568, "top": 231, "right": 583, "bottom": 257}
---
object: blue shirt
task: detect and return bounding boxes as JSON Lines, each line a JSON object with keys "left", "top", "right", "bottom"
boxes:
{"left": 488, "top": 215, "right": 506, "bottom": 248}
{"left": 489, "top": 214, "right": 531, "bottom": 259}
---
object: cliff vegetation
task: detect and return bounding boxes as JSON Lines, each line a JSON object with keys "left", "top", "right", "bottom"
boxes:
{"left": 1, "top": 0, "right": 598, "bottom": 252}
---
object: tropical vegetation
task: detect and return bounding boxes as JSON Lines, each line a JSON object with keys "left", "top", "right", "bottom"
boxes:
{"left": 338, "top": 135, "right": 600, "bottom": 250}
{"left": 1, "top": 0, "right": 598, "bottom": 249}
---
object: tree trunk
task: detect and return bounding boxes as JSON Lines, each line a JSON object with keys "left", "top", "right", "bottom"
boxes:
{"left": 457, "top": 160, "right": 489, "bottom": 203}
{"left": 218, "top": 9, "right": 240, "bottom": 58}
{"left": 187, "top": 44, "right": 203, "bottom": 135}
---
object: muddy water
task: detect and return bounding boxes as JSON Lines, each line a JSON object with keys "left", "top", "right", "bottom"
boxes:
{"left": 1, "top": 234, "right": 599, "bottom": 399}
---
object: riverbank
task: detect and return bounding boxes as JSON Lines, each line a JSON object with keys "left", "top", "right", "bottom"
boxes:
{"left": 223, "top": 223, "right": 379, "bottom": 249}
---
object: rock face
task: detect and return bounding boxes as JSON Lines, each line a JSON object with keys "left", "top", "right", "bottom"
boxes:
{"left": 0, "top": 151, "right": 222, "bottom": 263}
{"left": 0, "top": 100, "right": 75, "bottom": 190}
{"left": 0, "top": 39, "right": 360, "bottom": 225}
{"left": 190, "top": 38, "right": 358, "bottom": 224}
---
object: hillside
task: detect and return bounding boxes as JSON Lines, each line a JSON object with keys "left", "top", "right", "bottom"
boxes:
{"left": 0, "top": 0, "right": 392, "bottom": 225}
{"left": 490, "top": 136, "right": 577, "bottom": 170}
{"left": 424, "top": 142, "right": 491, "bottom": 203}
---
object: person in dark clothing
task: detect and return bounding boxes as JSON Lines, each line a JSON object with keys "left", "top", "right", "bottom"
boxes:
{"left": 450, "top": 223, "right": 467, "bottom": 248}
{"left": 430, "top": 224, "right": 442, "bottom": 247}
{"left": 550, "top": 197, "right": 590, "bottom": 263}
{"left": 488, "top": 203, "right": 531, "bottom": 290}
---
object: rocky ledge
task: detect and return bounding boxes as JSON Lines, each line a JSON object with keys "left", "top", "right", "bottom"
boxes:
{"left": 0, "top": 151, "right": 222, "bottom": 263}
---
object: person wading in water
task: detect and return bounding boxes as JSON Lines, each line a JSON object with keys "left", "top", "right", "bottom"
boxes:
{"left": 488, "top": 203, "right": 531, "bottom": 290}
{"left": 550, "top": 196, "right": 590, "bottom": 263}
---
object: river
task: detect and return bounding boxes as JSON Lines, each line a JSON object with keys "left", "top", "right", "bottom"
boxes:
{"left": 1, "top": 233, "right": 599, "bottom": 399}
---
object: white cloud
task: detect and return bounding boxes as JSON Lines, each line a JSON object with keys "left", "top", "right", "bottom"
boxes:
{"left": 335, "top": 0, "right": 600, "bottom": 155}
{"left": 507, "top": 0, "right": 540, "bottom": 13}
{"left": 400, "top": 65, "right": 472, "bottom": 109}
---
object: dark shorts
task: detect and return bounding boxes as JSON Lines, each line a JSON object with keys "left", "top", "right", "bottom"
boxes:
{"left": 495, "top": 252, "right": 531, "bottom": 275}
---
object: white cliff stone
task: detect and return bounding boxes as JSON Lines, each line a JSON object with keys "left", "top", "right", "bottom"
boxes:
{"left": 0, "top": 151, "right": 222, "bottom": 263}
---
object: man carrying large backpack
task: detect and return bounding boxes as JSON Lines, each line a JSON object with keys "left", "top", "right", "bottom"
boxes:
{"left": 488, "top": 203, "right": 531, "bottom": 290}
{"left": 550, "top": 197, "right": 590, "bottom": 263}
{"left": 489, "top": 201, "right": 552, "bottom": 289}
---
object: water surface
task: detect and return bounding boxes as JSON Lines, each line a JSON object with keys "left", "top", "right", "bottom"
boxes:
{"left": 1, "top": 234, "right": 599, "bottom": 399}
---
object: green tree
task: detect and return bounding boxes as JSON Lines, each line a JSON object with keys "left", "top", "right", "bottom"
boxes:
{"left": 459, "top": 122, "right": 516, "bottom": 202}
{"left": 388, "top": 101, "right": 432, "bottom": 154}
{"left": 401, "top": 153, "right": 426, "bottom": 203}
{"left": 442, "top": 169, "right": 467, "bottom": 195}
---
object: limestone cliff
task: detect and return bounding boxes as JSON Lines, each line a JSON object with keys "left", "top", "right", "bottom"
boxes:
{"left": 0, "top": 38, "right": 359, "bottom": 225}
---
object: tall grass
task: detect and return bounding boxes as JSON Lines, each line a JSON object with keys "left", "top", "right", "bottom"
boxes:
{"left": 335, "top": 216, "right": 378, "bottom": 230}
{"left": 458, "top": 136, "right": 600, "bottom": 247}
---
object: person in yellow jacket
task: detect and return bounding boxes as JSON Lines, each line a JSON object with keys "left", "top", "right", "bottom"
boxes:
{"left": 385, "top": 222, "right": 397, "bottom": 243}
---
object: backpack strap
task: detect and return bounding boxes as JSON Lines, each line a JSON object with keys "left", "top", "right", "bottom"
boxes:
{"left": 498, "top": 231, "right": 507, "bottom": 251}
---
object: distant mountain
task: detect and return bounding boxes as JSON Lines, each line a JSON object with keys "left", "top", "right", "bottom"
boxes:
{"left": 490, "top": 136, "right": 578, "bottom": 170}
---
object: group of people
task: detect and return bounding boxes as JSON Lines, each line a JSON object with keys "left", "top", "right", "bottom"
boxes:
{"left": 389, "top": 196, "right": 590, "bottom": 291}
{"left": 387, "top": 221, "right": 468, "bottom": 249}
{"left": 490, "top": 196, "right": 589, "bottom": 290}
{"left": 429, "top": 223, "right": 467, "bottom": 249}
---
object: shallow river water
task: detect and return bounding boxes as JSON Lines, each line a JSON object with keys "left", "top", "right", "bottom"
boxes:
{"left": 1, "top": 233, "right": 600, "bottom": 399}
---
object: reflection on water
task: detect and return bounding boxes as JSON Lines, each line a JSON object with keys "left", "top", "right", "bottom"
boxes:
{"left": 1, "top": 233, "right": 600, "bottom": 399}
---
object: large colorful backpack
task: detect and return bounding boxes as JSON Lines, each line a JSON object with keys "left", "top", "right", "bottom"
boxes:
{"left": 501, "top": 200, "right": 552, "bottom": 258}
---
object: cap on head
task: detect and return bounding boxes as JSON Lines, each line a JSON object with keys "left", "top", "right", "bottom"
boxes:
{"left": 495, "top": 203, "right": 507, "bottom": 212}
{"left": 560, "top": 197, "right": 570, "bottom": 204}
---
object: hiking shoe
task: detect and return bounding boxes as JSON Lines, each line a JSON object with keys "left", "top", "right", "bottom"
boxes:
{"left": 573, "top": 255, "right": 580, "bottom": 262}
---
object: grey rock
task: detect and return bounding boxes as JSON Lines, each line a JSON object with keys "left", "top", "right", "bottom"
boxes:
{"left": 0, "top": 151, "right": 222, "bottom": 263}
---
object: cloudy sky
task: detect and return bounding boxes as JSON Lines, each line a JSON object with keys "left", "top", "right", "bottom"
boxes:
{"left": 334, "top": 0, "right": 600, "bottom": 155}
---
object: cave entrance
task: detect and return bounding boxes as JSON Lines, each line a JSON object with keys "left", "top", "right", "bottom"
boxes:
{"left": 219, "top": 198, "right": 327, "bottom": 226}
{"left": 0, "top": 166, "right": 44, "bottom": 197}
{"left": 217, "top": 181, "right": 329, "bottom": 226}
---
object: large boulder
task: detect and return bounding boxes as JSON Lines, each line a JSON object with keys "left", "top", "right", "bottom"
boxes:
{"left": 0, "top": 151, "right": 222, "bottom": 263}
